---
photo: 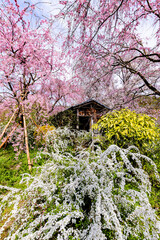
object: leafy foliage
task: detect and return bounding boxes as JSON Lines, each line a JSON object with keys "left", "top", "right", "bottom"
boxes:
{"left": 49, "top": 110, "right": 78, "bottom": 128}
{"left": 0, "top": 128, "right": 160, "bottom": 240}
{"left": 93, "top": 109, "right": 159, "bottom": 150}
{"left": 34, "top": 125, "right": 55, "bottom": 146}
{"left": 138, "top": 96, "right": 160, "bottom": 125}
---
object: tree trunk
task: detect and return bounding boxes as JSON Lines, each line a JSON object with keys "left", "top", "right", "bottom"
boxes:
{"left": 21, "top": 105, "right": 32, "bottom": 170}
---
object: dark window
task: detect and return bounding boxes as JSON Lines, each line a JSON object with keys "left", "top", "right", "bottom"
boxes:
{"left": 79, "top": 116, "right": 91, "bottom": 131}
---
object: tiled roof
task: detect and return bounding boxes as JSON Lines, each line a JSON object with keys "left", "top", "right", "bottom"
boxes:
{"left": 67, "top": 99, "right": 110, "bottom": 110}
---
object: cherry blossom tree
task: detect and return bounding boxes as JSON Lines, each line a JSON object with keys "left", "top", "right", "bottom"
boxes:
{"left": 0, "top": 0, "right": 81, "bottom": 169}
{"left": 59, "top": 0, "right": 160, "bottom": 109}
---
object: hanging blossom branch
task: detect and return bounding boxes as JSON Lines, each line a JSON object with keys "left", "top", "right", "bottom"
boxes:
{"left": 58, "top": 0, "right": 160, "bottom": 108}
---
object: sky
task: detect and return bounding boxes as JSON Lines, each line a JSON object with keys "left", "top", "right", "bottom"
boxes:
{"left": 137, "top": 17, "right": 158, "bottom": 48}
{"left": 10, "top": 0, "right": 62, "bottom": 15}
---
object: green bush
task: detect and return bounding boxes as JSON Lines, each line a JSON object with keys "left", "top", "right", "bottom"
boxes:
{"left": 93, "top": 108, "right": 159, "bottom": 150}
{"left": 49, "top": 110, "right": 78, "bottom": 128}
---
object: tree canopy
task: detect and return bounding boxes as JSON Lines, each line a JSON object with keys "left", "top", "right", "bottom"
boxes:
{"left": 59, "top": 0, "right": 160, "bottom": 108}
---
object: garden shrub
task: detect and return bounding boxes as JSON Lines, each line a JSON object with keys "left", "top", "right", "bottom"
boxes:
{"left": 49, "top": 110, "right": 78, "bottom": 128}
{"left": 93, "top": 108, "right": 159, "bottom": 150}
{"left": 34, "top": 125, "right": 55, "bottom": 145}
{"left": 0, "top": 128, "right": 160, "bottom": 239}
{"left": 44, "top": 127, "right": 92, "bottom": 153}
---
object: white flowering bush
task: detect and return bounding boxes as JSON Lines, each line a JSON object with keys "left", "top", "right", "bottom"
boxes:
{"left": 44, "top": 127, "right": 92, "bottom": 153}
{"left": 0, "top": 128, "right": 160, "bottom": 240}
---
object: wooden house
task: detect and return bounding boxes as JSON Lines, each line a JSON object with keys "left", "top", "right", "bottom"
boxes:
{"left": 66, "top": 99, "right": 110, "bottom": 131}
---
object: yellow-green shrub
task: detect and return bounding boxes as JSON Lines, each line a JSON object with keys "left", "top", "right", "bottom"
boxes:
{"left": 34, "top": 125, "right": 55, "bottom": 145}
{"left": 93, "top": 109, "right": 159, "bottom": 149}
